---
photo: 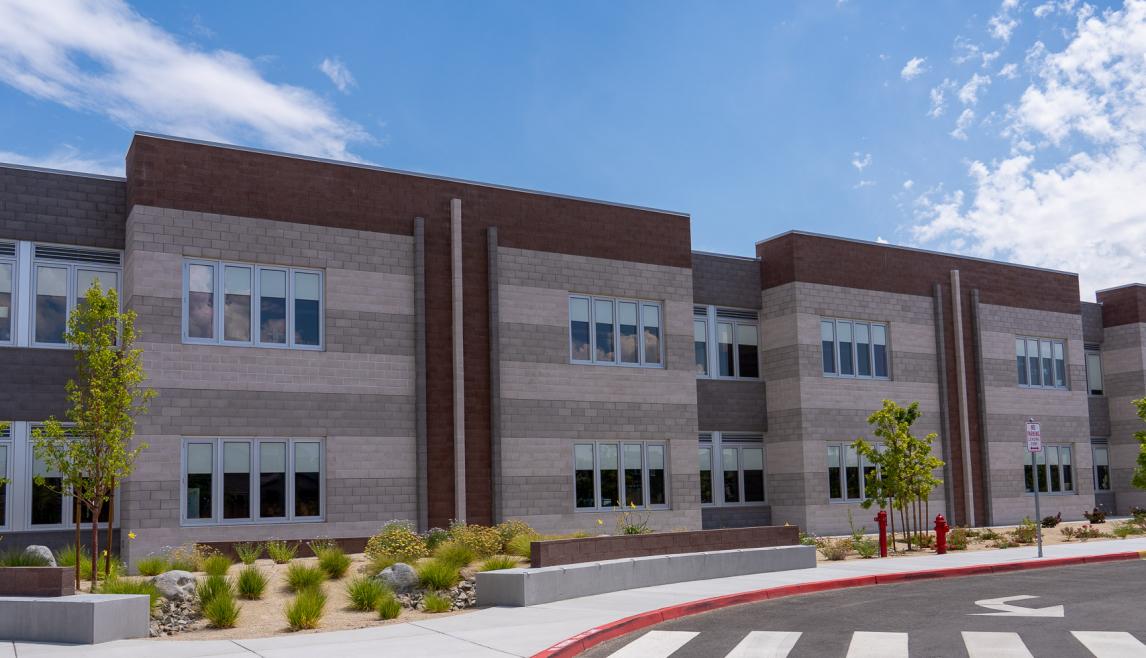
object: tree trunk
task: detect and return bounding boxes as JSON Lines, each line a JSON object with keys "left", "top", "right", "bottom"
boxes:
{"left": 888, "top": 500, "right": 897, "bottom": 553}
{"left": 73, "top": 492, "right": 81, "bottom": 591}
{"left": 105, "top": 489, "right": 115, "bottom": 579}
{"left": 90, "top": 516, "right": 99, "bottom": 592}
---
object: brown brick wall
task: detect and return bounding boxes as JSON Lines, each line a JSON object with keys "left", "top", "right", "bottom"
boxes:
{"left": 529, "top": 525, "right": 798, "bottom": 567}
{"left": 1097, "top": 285, "right": 1146, "bottom": 328}
{"left": 0, "top": 348, "right": 75, "bottom": 420}
{"left": 692, "top": 252, "right": 761, "bottom": 309}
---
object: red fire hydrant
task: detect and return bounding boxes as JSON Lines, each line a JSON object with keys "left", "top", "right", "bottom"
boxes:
{"left": 875, "top": 510, "right": 888, "bottom": 557}
{"left": 935, "top": 514, "right": 949, "bottom": 554}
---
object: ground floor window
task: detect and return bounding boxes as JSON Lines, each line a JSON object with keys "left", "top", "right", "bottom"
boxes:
{"left": 1024, "top": 444, "right": 1073, "bottom": 494}
{"left": 183, "top": 438, "right": 324, "bottom": 525}
{"left": 827, "top": 443, "right": 880, "bottom": 502}
{"left": 574, "top": 441, "right": 667, "bottom": 511}
{"left": 1093, "top": 445, "right": 1110, "bottom": 491}
{"left": 700, "top": 433, "right": 765, "bottom": 506}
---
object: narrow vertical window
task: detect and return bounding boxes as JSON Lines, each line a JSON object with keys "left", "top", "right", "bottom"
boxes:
{"left": 187, "top": 264, "right": 216, "bottom": 340}
{"left": 1026, "top": 338, "right": 1041, "bottom": 386}
{"left": 0, "top": 262, "right": 12, "bottom": 342}
{"left": 0, "top": 444, "right": 6, "bottom": 526}
{"left": 1040, "top": 339, "right": 1054, "bottom": 387}
{"left": 642, "top": 303, "right": 661, "bottom": 365}
{"left": 1016, "top": 339, "right": 1028, "bottom": 385}
{"left": 594, "top": 299, "right": 615, "bottom": 362}
{"left": 1024, "top": 448, "right": 1035, "bottom": 493}
{"left": 574, "top": 444, "right": 595, "bottom": 508}
{"left": 737, "top": 324, "right": 759, "bottom": 378}
{"left": 855, "top": 323, "right": 872, "bottom": 377}
{"left": 35, "top": 265, "right": 68, "bottom": 344}
{"left": 294, "top": 271, "right": 322, "bottom": 346}
{"left": 698, "top": 446, "right": 713, "bottom": 504}
{"left": 827, "top": 445, "right": 842, "bottom": 500}
{"left": 1086, "top": 352, "right": 1104, "bottom": 395}
{"left": 31, "top": 455, "right": 63, "bottom": 525}
{"left": 598, "top": 444, "right": 619, "bottom": 507}
{"left": 862, "top": 452, "right": 878, "bottom": 497}
{"left": 647, "top": 445, "right": 666, "bottom": 506}
{"left": 844, "top": 445, "right": 860, "bottom": 499}
{"left": 1061, "top": 446, "right": 1073, "bottom": 492}
{"left": 821, "top": 320, "right": 836, "bottom": 375}
{"left": 872, "top": 324, "right": 888, "bottom": 378}
{"left": 718, "top": 322, "right": 735, "bottom": 377}
{"left": 260, "top": 269, "right": 288, "bottom": 344}
{"left": 743, "top": 447, "right": 764, "bottom": 503}
{"left": 259, "top": 442, "right": 287, "bottom": 519}
{"left": 1052, "top": 341, "right": 1066, "bottom": 388}
{"left": 1094, "top": 446, "right": 1109, "bottom": 491}
{"left": 838, "top": 321, "right": 854, "bottom": 376}
{"left": 1047, "top": 446, "right": 1061, "bottom": 492}
{"left": 222, "top": 441, "right": 251, "bottom": 520}
{"left": 1035, "top": 449, "right": 1048, "bottom": 492}
{"left": 224, "top": 266, "right": 252, "bottom": 342}
{"left": 623, "top": 443, "right": 643, "bottom": 506}
{"left": 186, "top": 443, "right": 214, "bottom": 520}
{"left": 570, "top": 297, "right": 590, "bottom": 361}
{"left": 694, "top": 319, "right": 709, "bottom": 375}
{"left": 294, "top": 442, "right": 322, "bottom": 517}
{"left": 618, "top": 301, "right": 639, "bottom": 364}
{"left": 722, "top": 447, "right": 740, "bottom": 503}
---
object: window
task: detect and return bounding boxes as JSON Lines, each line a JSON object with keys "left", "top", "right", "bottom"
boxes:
{"left": 184, "top": 260, "right": 324, "bottom": 350}
{"left": 694, "top": 307, "right": 760, "bottom": 379}
{"left": 821, "top": 319, "right": 889, "bottom": 379}
{"left": 1024, "top": 444, "right": 1073, "bottom": 494}
{"left": 1086, "top": 351, "right": 1104, "bottom": 396}
{"left": 0, "top": 424, "right": 9, "bottom": 528}
{"left": 699, "top": 434, "right": 765, "bottom": 505}
{"left": 1016, "top": 337, "right": 1067, "bottom": 389}
{"left": 694, "top": 318, "right": 708, "bottom": 375}
{"left": 31, "top": 246, "right": 121, "bottom": 347}
{"left": 569, "top": 295, "right": 663, "bottom": 367}
{"left": 572, "top": 442, "right": 668, "bottom": 510}
{"left": 1094, "top": 445, "right": 1110, "bottom": 491}
{"left": 827, "top": 443, "right": 881, "bottom": 502}
{"left": 0, "top": 242, "right": 14, "bottom": 345}
{"left": 182, "top": 438, "right": 324, "bottom": 524}
{"left": 698, "top": 444, "right": 713, "bottom": 504}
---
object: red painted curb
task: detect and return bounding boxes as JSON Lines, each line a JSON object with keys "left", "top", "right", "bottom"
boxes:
{"left": 530, "top": 551, "right": 1143, "bottom": 658}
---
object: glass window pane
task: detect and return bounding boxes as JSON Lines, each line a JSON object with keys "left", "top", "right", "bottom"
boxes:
{"left": 77, "top": 270, "right": 117, "bottom": 307}
{"left": 722, "top": 448, "right": 739, "bottom": 503}
{"left": 1047, "top": 446, "right": 1061, "bottom": 492}
{"left": 1061, "top": 446, "right": 1073, "bottom": 492}
{"left": 260, "top": 269, "right": 288, "bottom": 344}
{"left": 699, "top": 446, "right": 713, "bottom": 504}
{"left": 574, "top": 444, "right": 595, "bottom": 508}
{"left": 259, "top": 442, "right": 287, "bottom": 518}
{"left": 294, "top": 272, "right": 321, "bottom": 346}
{"left": 1053, "top": 341, "right": 1066, "bottom": 388}
{"left": 821, "top": 321, "right": 836, "bottom": 375}
{"left": 618, "top": 301, "right": 639, "bottom": 364}
{"left": 1040, "top": 340, "right": 1054, "bottom": 387}
{"left": 570, "top": 297, "right": 590, "bottom": 361}
{"left": 224, "top": 266, "right": 252, "bottom": 342}
{"left": 872, "top": 325, "right": 888, "bottom": 378}
{"left": 737, "top": 324, "right": 759, "bottom": 378}
{"left": 1086, "top": 353, "right": 1104, "bottom": 395}
{"left": 845, "top": 446, "right": 860, "bottom": 499}
{"left": 1024, "top": 449, "right": 1035, "bottom": 493}
{"left": 188, "top": 264, "right": 215, "bottom": 340}
{"left": 718, "top": 322, "right": 734, "bottom": 377}
{"left": 623, "top": 444, "right": 643, "bottom": 507}
{"left": 186, "top": 443, "right": 213, "bottom": 520}
{"left": 855, "top": 323, "right": 871, "bottom": 377}
{"left": 294, "top": 442, "right": 321, "bottom": 517}
{"left": 838, "top": 321, "right": 854, "bottom": 376}
{"left": 0, "top": 445, "right": 6, "bottom": 526}
{"left": 827, "top": 445, "right": 842, "bottom": 499}
{"left": 598, "top": 444, "right": 619, "bottom": 507}
{"left": 35, "top": 266, "right": 68, "bottom": 344}
{"left": 743, "top": 448, "right": 764, "bottom": 503}
{"left": 642, "top": 304, "right": 661, "bottom": 365}
{"left": 647, "top": 445, "right": 666, "bottom": 506}
{"left": 1095, "top": 446, "right": 1109, "bottom": 491}
{"left": 1027, "top": 338, "right": 1041, "bottom": 386}
{"left": 0, "top": 262, "right": 12, "bottom": 342}
{"left": 1036, "top": 449, "right": 1048, "bottom": 492}
{"left": 694, "top": 319, "right": 708, "bottom": 375}
{"left": 594, "top": 299, "right": 615, "bottom": 362}
{"left": 222, "top": 441, "right": 251, "bottom": 519}
{"left": 1016, "top": 339, "right": 1028, "bottom": 385}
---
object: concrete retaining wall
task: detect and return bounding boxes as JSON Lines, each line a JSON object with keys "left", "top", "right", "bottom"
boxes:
{"left": 529, "top": 525, "right": 798, "bottom": 567}
{"left": 476, "top": 544, "right": 815, "bottom": 606}
{"left": 0, "top": 594, "right": 150, "bottom": 643}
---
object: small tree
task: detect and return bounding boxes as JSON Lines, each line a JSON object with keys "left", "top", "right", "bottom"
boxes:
{"left": 1130, "top": 398, "right": 1146, "bottom": 490}
{"left": 32, "top": 282, "right": 154, "bottom": 590}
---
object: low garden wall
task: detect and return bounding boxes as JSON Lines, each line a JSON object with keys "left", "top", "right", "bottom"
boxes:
{"left": 0, "top": 593, "right": 150, "bottom": 643}
{"left": 529, "top": 525, "right": 799, "bottom": 567}
{"left": 0, "top": 566, "right": 75, "bottom": 597}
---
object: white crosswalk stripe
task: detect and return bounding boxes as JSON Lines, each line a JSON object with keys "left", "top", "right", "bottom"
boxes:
{"left": 961, "top": 632, "right": 1035, "bottom": 658}
{"left": 725, "top": 631, "right": 802, "bottom": 657}
{"left": 1072, "top": 631, "right": 1146, "bottom": 657}
{"left": 846, "top": 631, "right": 908, "bottom": 657}
{"left": 607, "top": 630, "right": 698, "bottom": 658}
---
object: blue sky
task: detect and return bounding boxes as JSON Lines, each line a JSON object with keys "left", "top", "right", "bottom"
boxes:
{"left": 1, "top": 0, "right": 1143, "bottom": 296}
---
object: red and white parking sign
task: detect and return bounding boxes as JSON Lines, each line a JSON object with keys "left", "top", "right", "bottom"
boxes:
{"left": 1026, "top": 421, "right": 1042, "bottom": 453}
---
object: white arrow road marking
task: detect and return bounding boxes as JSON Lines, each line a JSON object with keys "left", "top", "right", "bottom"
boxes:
{"left": 970, "top": 595, "right": 1065, "bottom": 617}
{"left": 608, "top": 630, "right": 698, "bottom": 658}
{"left": 1071, "top": 631, "right": 1146, "bottom": 657}
{"left": 725, "top": 631, "right": 802, "bottom": 657}
{"left": 962, "top": 632, "right": 1035, "bottom": 658}
{"left": 846, "top": 631, "right": 908, "bottom": 657}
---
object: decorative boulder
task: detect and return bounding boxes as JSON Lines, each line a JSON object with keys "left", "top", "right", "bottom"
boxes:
{"left": 151, "top": 570, "right": 197, "bottom": 601}
{"left": 375, "top": 563, "right": 419, "bottom": 592}
{"left": 24, "top": 545, "right": 57, "bottom": 567}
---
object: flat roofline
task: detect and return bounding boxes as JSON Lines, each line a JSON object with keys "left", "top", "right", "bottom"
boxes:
{"left": 691, "top": 249, "right": 759, "bottom": 262}
{"left": 755, "top": 229, "right": 1077, "bottom": 277}
{"left": 133, "top": 132, "right": 690, "bottom": 219}
{"left": 0, "top": 161, "right": 125, "bottom": 182}
{"left": 1095, "top": 282, "right": 1146, "bottom": 294}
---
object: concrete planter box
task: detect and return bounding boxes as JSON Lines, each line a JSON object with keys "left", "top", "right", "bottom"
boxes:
{"left": 477, "top": 544, "right": 816, "bottom": 606}
{"left": 529, "top": 525, "right": 799, "bottom": 567}
{"left": 0, "top": 566, "right": 75, "bottom": 597}
{"left": 0, "top": 594, "right": 150, "bottom": 643}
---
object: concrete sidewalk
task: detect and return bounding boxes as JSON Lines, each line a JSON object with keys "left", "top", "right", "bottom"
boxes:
{"left": 5, "top": 538, "right": 1145, "bottom": 658}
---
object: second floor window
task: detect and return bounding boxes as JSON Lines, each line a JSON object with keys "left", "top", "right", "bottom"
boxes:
{"left": 0, "top": 242, "right": 13, "bottom": 345}
{"left": 822, "top": 319, "right": 888, "bottom": 379}
{"left": 1016, "top": 337, "right": 1066, "bottom": 389}
{"left": 1086, "top": 351, "right": 1104, "bottom": 395}
{"left": 1093, "top": 445, "right": 1110, "bottom": 491}
{"left": 694, "top": 307, "right": 760, "bottom": 379}
{"left": 184, "top": 260, "right": 323, "bottom": 350}
{"left": 569, "top": 295, "right": 662, "bottom": 367}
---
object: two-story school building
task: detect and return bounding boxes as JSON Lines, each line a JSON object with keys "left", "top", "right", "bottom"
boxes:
{"left": 1, "top": 133, "right": 1143, "bottom": 564}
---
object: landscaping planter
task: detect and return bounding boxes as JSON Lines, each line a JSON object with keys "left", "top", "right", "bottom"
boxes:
{"left": 0, "top": 566, "right": 75, "bottom": 597}
{"left": 530, "top": 525, "right": 800, "bottom": 567}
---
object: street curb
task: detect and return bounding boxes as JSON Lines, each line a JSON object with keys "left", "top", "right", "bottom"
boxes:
{"left": 531, "top": 550, "right": 1146, "bottom": 658}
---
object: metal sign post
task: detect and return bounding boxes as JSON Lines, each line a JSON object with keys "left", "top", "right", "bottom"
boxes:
{"left": 1026, "top": 418, "right": 1043, "bottom": 558}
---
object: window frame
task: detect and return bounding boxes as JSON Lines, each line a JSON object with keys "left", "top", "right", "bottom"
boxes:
{"left": 180, "top": 437, "right": 326, "bottom": 526}
{"left": 30, "top": 259, "right": 121, "bottom": 350}
{"left": 826, "top": 442, "right": 882, "bottom": 503}
{"left": 699, "top": 433, "right": 766, "bottom": 507}
{"left": 0, "top": 244, "right": 16, "bottom": 347}
{"left": 1093, "top": 444, "right": 1110, "bottom": 492}
{"left": 0, "top": 424, "right": 10, "bottom": 531}
{"left": 571, "top": 441, "right": 669, "bottom": 511}
{"left": 694, "top": 306, "right": 761, "bottom": 381}
{"left": 182, "top": 259, "right": 325, "bottom": 351}
{"left": 820, "top": 318, "right": 890, "bottom": 380}
{"left": 568, "top": 294, "right": 664, "bottom": 368}
{"left": 1016, "top": 336, "right": 1068, "bottom": 390}
{"left": 1023, "top": 443, "right": 1075, "bottom": 495}
{"left": 1085, "top": 350, "right": 1104, "bottom": 396}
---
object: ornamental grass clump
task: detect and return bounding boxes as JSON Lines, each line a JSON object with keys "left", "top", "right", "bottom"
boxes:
{"left": 495, "top": 519, "right": 535, "bottom": 551}
{"left": 285, "top": 587, "right": 327, "bottom": 631}
{"left": 234, "top": 542, "right": 264, "bottom": 565}
{"left": 285, "top": 562, "right": 326, "bottom": 593}
{"left": 202, "top": 590, "right": 241, "bottom": 628}
{"left": 135, "top": 555, "right": 169, "bottom": 576}
{"left": 310, "top": 541, "right": 351, "bottom": 580}
{"left": 433, "top": 541, "right": 476, "bottom": 570}
{"left": 345, "top": 576, "right": 389, "bottom": 611}
{"left": 418, "top": 559, "right": 461, "bottom": 590}
{"left": 506, "top": 534, "right": 534, "bottom": 559}
{"left": 266, "top": 540, "right": 299, "bottom": 564}
{"left": 376, "top": 592, "right": 401, "bottom": 620}
{"left": 196, "top": 574, "right": 233, "bottom": 607}
{"left": 236, "top": 565, "right": 268, "bottom": 600}
{"left": 202, "top": 554, "right": 233, "bottom": 577}
{"left": 98, "top": 577, "right": 161, "bottom": 611}
{"left": 479, "top": 555, "right": 519, "bottom": 572}
{"left": 422, "top": 592, "right": 452, "bottom": 613}
{"left": 0, "top": 549, "right": 51, "bottom": 567}
{"left": 364, "top": 521, "right": 428, "bottom": 563}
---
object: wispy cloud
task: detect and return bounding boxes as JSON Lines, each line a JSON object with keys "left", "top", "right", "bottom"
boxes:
{"left": 902, "top": 179, "right": 915, "bottom": 190}
{"left": 0, "top": 0, "right": 370, "bottom": 161}
{"left": 901, "top": 56, "right": 928, "bottom": 80}
{"left": 0, "top": 145, "right": 123, "bottom": 175}
{"left": 928, "top": 79, "right": 957, "bottom": 117}
{"left": 853, "top": 180, "right": 876, "bottom": 189}
{"left": 851, "top": 152, "right": 872, "bottom": 172}
{"left": 950, "top": 108, "right": 975, "bottom": 139}
{"left": 988, "top": 0, "right": 1021, "bottom": 42}
{"left": 319, "top": 56, "right": 356, "bottom": 94}
{"left": 958, "top": 73, "right": 992, "bottom": 105}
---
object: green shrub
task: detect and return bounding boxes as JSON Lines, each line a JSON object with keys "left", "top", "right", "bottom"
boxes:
{"left": 818, "top": 538, "right": 852, "bottom": 561}
{"left": 365, "top": 521, "right": 428, "bottom": 563}
{"left": 1012, "top": 518, "right": 1038, "bottom": 544}
{"left": 0, "top": 549, "right": 51, "bottom": 567}
{"left": 202, "top": 590, "right": 241, "bottom": 628}
{"left": 434, "top": 541, "right": 477, "bottom": 569}
{"left": 236, "top": 565, "right": 268, "bottom": 600}
{"left": 947, "top": 526, "right": 968, "bottom": 550}
{"left": 992, "top": 537, "right": 1017, "bottom": 549}
{"left": 55, "top": 544, "right": 122, "bottom": 580}
{"left": 166, "top": 544, "right": 213, "bottom": 572}
{"left": 203, "top": 554, "right": 233, "bottom": 577}
{"left": 196, "top": 574, "right": 233, "bottom": 607}
{"left": 506, "top": 534, "right": 534, "bottom": 560}
{"left": 915, "top": 533, "right": 936, "bottom": 549}
{"left": 424, "top": 527, "right": 450, "bottom": 552}
{"left": 314, "top": 544, "right": 351, "bottom": 580}
{"left": 345, "top": 576, "right": 388, "bottom": 611}
{"left": 422, "top": 592, "right": 452, "bottom": 613}
{"left": 479, "top": 555, "right": 519, "bottom": 571}
{"left": 798, "top": 532, "right": 817, "bottom": 546}
{"left": 234, "top": 542, "right": 264, "bottom": 565}
{"left": 1112, "top": 522, "right": 1141, "bottom": 539}
{"left": 1042, "top": 513, "right": 1062, "bottom": 528}
{"left": 978, "top": 529, "right": 1001, "bottom": 541}
{"left": 495, "top": 519, "right": 535, "bottom": 550}
{"left": 286, "top": 563, "right": 326, "bottom": 592}
{"left": 135, "top": 556, "right": 169, "bottom": 576}
{"left": 285, "top": 587, "right": 326, "bottom": 631}
{"left": 1083, "top": 507, "right": 1107, "bottom": 524}
{"left": 266, "top": 540, "right": 299, "bottom": 564}
{"left": 448, "top": 521, "right": 502, "bottom": 558}
{"left": 364, "top": 552, "right": 397, "bottom": 576}
{"left": 98, "top": 576, "right": 161, "bottom": 611}
{"left": 376, "top": 592, "right": 401, "bottom": 620}
{"left": 418, "top": 559, "right": 461, "bottom": 590}
{"left": 853, "top": 537, "right": 878, "bottom": 559}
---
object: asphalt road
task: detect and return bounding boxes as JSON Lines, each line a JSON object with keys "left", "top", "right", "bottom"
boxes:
{"left": 586, "top": 561, "right": 1146, "bottom": 658}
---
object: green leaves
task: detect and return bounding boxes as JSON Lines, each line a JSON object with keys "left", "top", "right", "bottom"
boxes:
{"left": 1131, "top": 398, "right": 1146, "bottom": 491}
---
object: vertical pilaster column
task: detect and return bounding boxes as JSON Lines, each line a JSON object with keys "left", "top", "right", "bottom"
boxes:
{"left": 933, "top": 283, "right": 956, "bottom": 519}
{"left": 487, "top": 227, "right": 502, "bottom": 523}
{"left": 414, "top": 217, "right": 428, "bottom": 531}
{"left": 451, "top": 199, "right": 466, "bottom": 523}
{"left": 950, "top": 269, "right": 976, "bottom": 526}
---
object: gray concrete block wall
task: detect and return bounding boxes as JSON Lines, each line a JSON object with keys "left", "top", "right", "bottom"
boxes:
{"left": 1101, "top": 322, "right": 1146, "bottom": 512}
{"left": 697, "top": 379, "right": 766, "bottom": 432}
{"left": 691, "top": 252, "right": 761, "bottom": 309}
{"left": 0, "top": 165, "right": 125, "bottom": 249}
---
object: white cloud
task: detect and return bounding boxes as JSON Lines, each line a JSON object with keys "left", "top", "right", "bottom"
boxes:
{"left": 928, "top": 79, "right": 957, "bottom": 117}
{"left": 0, "top": 145, "right": 122, "bottom": 175}
{"left": 950, "top": 108, "right": 976, "bottom": 139}
{"left": 876, "top": 235, "right": 890, "bottom": 244}
{"left": 0, "top": 0, "right": 369, "bottom": 161}
{"left": 958, "top": 73, "right": 992, "bottom": 105}
{"left": 901, "top": 57, "right": 928, "bottom": 80}
{"left": 851, "top": 152, "right": 872, "bottom": 171}
{"left": 989, "top": 0, "right": 1021, "bottom": 42}
{"left": 319, "top": 56, "right": 356, "bottom": 94}
{"left": 853, "top": 180, "right": 876, "bottom": 189}
{"left": 903, "top": 179, "right": 915, "bottom": 190}
{"left": 999, "top": 62, "right": 1019, "bottom": 79}
{"left": 913, "top": 0, "right": 1146, "bottom": 297}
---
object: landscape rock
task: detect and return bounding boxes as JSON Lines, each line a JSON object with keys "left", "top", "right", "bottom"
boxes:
{"left": 151, "top": 570, "right": 197, "bottom": 601}
{"left": 149, "top": 597, "right": 199, "bottom": 637}
{"left": 24, "top": 545, "right": 56, "bottom": 567}
{"left": 376, "top": 563, "right": 419, "bottom": 592}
